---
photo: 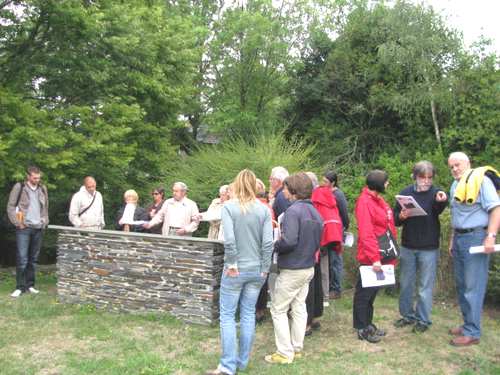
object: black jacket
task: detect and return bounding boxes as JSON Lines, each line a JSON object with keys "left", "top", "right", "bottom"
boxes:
{"left": 115, "top": 205, "right": 149, "bottom": 232}
{"left": 275, "top": 200, "right": 323, "bottom": 270}
{"left": 394, "top": 185, "right": 447, "bottom": 250}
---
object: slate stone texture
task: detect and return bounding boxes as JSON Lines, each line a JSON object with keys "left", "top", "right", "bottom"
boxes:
{"left": 50, "top": 225, "right": 224, "bottom": 325}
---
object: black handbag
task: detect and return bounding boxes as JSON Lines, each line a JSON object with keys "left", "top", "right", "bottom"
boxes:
{"left": 377, "top": 230, "right": 399, "bottom": 261}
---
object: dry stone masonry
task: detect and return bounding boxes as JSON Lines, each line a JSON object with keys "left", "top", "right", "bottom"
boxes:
{"left": 50, "top": 225, "right": 224, "bottom": 325}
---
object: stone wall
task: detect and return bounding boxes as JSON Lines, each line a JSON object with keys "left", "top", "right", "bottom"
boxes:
{"left": 50, "top": 225, "right": 224, "bottom": 325}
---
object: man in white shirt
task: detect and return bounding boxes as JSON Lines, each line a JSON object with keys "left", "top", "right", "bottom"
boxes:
{"left": 68, "top": 176, "right": 105, "bottom": 230}
{"left": 146, "top": 182, "right": 199, "bottom": 236}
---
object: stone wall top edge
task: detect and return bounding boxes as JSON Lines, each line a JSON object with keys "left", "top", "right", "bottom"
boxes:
{"left": 48, "top": 225, "right": 224, "bottom": 245}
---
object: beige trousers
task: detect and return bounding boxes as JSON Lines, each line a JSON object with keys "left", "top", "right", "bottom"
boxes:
{"left": 270, "top": 267, "right": 314, "bottom": 360}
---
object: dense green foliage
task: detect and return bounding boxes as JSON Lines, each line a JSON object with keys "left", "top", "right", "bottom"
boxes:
{"left": 0, "top": 0, "right": 499, "bottom": 298}
{"left": 165, "top": 133, "right": 318, "bottom": 210}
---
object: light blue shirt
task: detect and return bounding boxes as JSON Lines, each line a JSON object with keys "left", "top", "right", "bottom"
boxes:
{"left": 450, "top": 177, "right": 500, "bottom": 229}
{"left": 221, "top": 199, "right": 273, "bottom": 273}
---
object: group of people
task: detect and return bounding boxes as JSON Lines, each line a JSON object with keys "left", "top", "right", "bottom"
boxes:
{"left": 5, "top": 151, "right": 499, "bottom": 375}
{"left": 205, "top": 153, "right": 499, "bottom": 375}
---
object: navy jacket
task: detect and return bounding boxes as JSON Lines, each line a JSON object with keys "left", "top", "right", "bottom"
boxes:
{"left": 275, "top": 200, "right": 323, "bottom": 270}
{"left": 273, "top": 187, "right": 291, "bottom": 218}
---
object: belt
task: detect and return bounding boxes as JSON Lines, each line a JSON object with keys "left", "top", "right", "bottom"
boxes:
{"left": 454, "top": 226, "right": 487, "bottom": 234}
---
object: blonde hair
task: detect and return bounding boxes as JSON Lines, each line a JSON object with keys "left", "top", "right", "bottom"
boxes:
{"left": 256, "top": 178, "right": 266, "bottom": 194}
{"left": 232, "top": 169, "right": 257, "bottom": 213}
{"left": 123, "top": 189, "right": 139, "bottom": 203}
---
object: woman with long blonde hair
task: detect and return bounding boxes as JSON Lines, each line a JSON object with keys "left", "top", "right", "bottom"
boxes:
{"left": 206, "top": 169, "right": 273, "bottom": 375}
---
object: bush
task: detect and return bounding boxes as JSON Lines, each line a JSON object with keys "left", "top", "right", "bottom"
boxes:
{"left": 163, "top": 132, "right": 319, "bottom": 211}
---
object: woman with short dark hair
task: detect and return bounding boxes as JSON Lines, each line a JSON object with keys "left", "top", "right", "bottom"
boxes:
{"left": 146, "top": 187, "right": 165, "bottom": 234}
{"left": 353, "top": 170, "right": 397, "bottom": 343}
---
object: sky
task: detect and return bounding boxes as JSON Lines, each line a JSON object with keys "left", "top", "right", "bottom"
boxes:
{"left": 418, "top": 0, "right": 500, "bottom": 54}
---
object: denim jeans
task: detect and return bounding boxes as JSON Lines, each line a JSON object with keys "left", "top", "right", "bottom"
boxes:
{"left": 16, "top": 227, "right": 43, "bottom": 291}
{"left": 218, "top": 271, "right": 265, "bottom": 375}
{"left": 398, "top": 246, "right": 439, "bottom": 325}
{"left": 329, "top": 251, "right": 343, "bottom": 294}
{"left": 452, "top": 229, "right": 489, "bottom": 339}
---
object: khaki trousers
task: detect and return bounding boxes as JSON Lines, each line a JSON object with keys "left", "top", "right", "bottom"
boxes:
{"left": 270, "top": 267, "right": 314, "bottom": 360}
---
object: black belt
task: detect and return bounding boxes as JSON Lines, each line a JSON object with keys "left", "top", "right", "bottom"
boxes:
{"left": 455, "top": 226, "right": 487, "bottom": 234}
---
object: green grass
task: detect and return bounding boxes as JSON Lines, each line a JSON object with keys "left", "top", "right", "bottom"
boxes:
{"left": 0, "top": 271, "right": 499, "bottom": 375}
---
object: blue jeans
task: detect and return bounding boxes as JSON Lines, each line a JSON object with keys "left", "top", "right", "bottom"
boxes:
{"left": 218, "top": 271, "right": 265, "bottom": 375}
{"left": 16, "top": 227, "right": 43, "bottom": 291}
{"left": 452, "top": 229, "right": 489, "bottom": 339}
{"left": 329, "top": 251, "right": 343, "bottom": 293}
{"left": 398, "top": 246, "right": 439, "bottom": 325}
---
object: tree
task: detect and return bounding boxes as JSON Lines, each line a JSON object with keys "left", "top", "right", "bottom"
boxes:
{"left": 288, "top": 1, "right": 463, "bottom": 164}
{"left": 444, "top": 46, "right": 500, "bottom": 165}
{"left": 0, "top": 0, "right": 199, "bottom": 225}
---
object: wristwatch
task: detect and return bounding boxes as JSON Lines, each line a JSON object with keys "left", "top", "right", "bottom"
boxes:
{"left": 487, "top": 233, "right": 497, "bottom": 239}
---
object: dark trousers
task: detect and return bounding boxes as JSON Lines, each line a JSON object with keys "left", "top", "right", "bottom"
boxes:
{"left": 353, "top": 273, "right": 380, "bottom": 329}
{"left": 15, "top": 227, "right": 43, "bottom": 291}
{"left": 306, "top": 262, "right": 323, "bottom": 324}
{"left": 255, "top": 276, "right": 269, "bottom": 311}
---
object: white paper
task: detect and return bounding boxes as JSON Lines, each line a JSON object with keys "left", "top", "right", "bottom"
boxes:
{"left": 199, "top": 210, "right": 221, "bottom": 222}
{"left": 344, "top": 232, "right": 354, "bottom": 248}
{"left": 469, "top": 244, "right": 500, "bottom": 254}
{"left": 273, "top": 227, "right": 280, "bottom": 242}
{"left": 360, "top": 265, "right": 396, "bottom": 288}
{"left": 395, "top": 195, "right": 427, "bottom": 217}
{"left": 120, "top": 204, "right": 137, "bottom": 224}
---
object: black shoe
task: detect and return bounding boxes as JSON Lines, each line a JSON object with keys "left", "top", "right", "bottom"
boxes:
{"left": 394, "top": 318, "right": 415, "bottom": 328}
{"left": 413, "top": 322, "right": 429, "bottom": 333}
{"left": 305, "top": 328, "right": 313, "bottom": 337}
{"left": 368, "top": 324, "right": 386, "bottom": 337}
{"left": 311, "top": 321, "right": 321, "bottom": 330}
{"left": 358, "top": 328, "right": 381, "bottom": 343}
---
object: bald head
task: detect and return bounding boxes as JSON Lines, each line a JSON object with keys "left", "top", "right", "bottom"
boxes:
{"left": 83, "top": 176, "right": 96, "bottom": 194}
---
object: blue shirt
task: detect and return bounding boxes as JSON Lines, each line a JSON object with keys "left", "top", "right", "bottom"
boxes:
{"left": 221, "top": 199, "right": 273, "bottom": 273}
{"left": 450, "top": 177, "right": 500, "bottom": 229}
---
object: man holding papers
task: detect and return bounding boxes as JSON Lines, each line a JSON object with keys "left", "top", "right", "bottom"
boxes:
{"left": 447, "top": 152, "right": 500, "bottom": 347}
{"left": 393, "top": 161, "right": 448, "bottom": 334}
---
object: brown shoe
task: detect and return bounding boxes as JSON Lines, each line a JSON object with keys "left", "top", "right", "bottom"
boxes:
{"left": 450, "top": 336, "right": 479, "bottom": 347}
{"left": 448, "top": 326, "right": 463, "bottom": 336}
{"left": 329, "top": 291, "right": 341, "bottom": 300}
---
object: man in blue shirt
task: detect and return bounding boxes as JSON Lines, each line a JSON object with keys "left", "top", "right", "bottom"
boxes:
{"left": 447, "top": 152, "right": 500, "bottom": 347}
{"left": 269, "top": 166, "right": 291, "bottom": 218}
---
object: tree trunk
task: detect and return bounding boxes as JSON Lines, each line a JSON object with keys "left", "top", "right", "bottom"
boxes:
{"left": 430, "top": 98, "right": 442, "bottom": 149}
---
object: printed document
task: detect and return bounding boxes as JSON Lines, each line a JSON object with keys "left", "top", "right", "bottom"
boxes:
{"left": 395, "top": 195, "right": 427, "bottom": 217}
{"left": 360, "top": 264, "right": 396, "bottom": 288}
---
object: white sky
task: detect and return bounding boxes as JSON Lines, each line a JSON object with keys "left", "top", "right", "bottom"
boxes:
{"left": 418, "top": 0, "right": 500, "bottom": 54}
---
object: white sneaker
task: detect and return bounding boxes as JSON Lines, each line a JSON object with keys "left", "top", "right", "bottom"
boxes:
{"left": 323, "top": 301, "right": 330, "bottom": 307}
{"left": 11, "top": 289, "right": 22, "bottom": 298}
{"left": 28, "top": 287, "right": 39, "bottom": 294}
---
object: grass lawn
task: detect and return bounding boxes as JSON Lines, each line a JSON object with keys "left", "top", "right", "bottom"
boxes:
{"left": 0, "top": 270, "right": 499, "bottom": 375}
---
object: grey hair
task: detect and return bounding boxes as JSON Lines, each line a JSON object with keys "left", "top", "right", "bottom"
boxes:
{"left": 270, "top": 166, "right": 289, "bottom": 182}
{"left": 173, "top": 181, "right": 188, "bottom": 191}
{"left": 448, "top": 152, "right": 470, "bottom": 162}
{"left": 412, "top": 161, "right": 435, "bottom": 179}
{"left": 305, "top": 171, "right": 319, "bottom": 188}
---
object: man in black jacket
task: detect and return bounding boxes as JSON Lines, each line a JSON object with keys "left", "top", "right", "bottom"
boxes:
{"left": 393, "top": 161, "right": 448, "bottom": 333}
